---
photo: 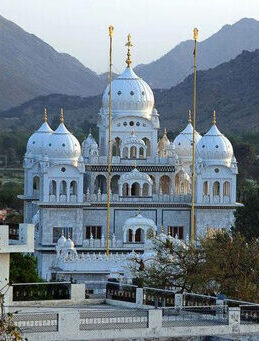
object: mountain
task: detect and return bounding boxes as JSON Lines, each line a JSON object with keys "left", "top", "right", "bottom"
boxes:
{"left": 1, "top": 49, "right": 259, "bottom": 136}
{"left": 0, "top": 15, "right": 104, "bottom": 111}
{"left": 135, "top": 18, "right": 259, "bottom": 89}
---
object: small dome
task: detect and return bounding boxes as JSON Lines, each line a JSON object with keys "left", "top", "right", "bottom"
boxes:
{"left": 123, "top": 213, "right": 157, "bottom": 230}
{"left": 173, "top": 123, "right": 201, "bottom": 160}
{"left": 121, "top": 131, "right": 146, "bottom": 148}
{"left": 57, "top": 234, "right": 67, "bottom": 247}
{"left": 158, "top": 129, "right": 170, "bottom": 156}
{"left": 197, "top": 124, "right": 233, "bottom": 162}
{"left": 64, "top": 237, "right": 74, "bottom": 249}
{"left": 47, "top": 122, "right": 81, "bottom": 161}
{"left": 102, "top": 67, "right": 154, "bottom": 118}
{"left": 26, "top": 121, "right": 53, "bottom": 156}
{"left": 119, "top": 168, "right": 153, "bottom": 184}
{"left": 82, "top": 132, "right": 98, "bottom": 158}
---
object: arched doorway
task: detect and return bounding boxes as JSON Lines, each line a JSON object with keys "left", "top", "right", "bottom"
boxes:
{"left": 94, "top": 175, "right": 107, "bottom": 194}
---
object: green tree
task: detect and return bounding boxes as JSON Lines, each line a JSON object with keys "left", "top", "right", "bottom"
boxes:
{"left": 10, "top": 254, "right": 42, "bottom": 283}
{"left": 0, "top": 181, "right": 23, "bottom": 209}
{"left": 233, "top": 179, "right": 259, "bottom": 240}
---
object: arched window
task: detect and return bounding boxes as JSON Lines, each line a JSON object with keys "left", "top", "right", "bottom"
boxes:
{"left": 223, "top": 181, "right": 230, "bottom": 196}
{"left": 49, "top": 180, "right": 56, "bottom": 195}
{"left": 112, "top": 137, "right": 121, "bottom": 156}
{"left": 213, "top": 181, "right": 220, "bottom": 196}
{"left": 203, "top": 181, "right": 209, "bottom": 195}
{"left": 160, "top": 175, "right": 171, "bottom": 195}
{"left": 33, "top": 176, "right": 40, "bottom": 192}
{"left": 139, "top": 147, "right": 144, "bottom": 158}
{"left": 94, "top": 175, "right": 107, "bottom": 194}
{"left": 149, "top": 175, "right": 156, "bottom": 194}
{"left": 142, "top": 138, "right": 151, "bottom": 156}
{"left": 135, "top": 228, "right": 144, "bottom": 242}
{"left": 111, "top": 175, "right": 120, "bottom": 194}
{"left": 60, "top": 180, "right": 67, "bottom": 195}
{"left": 122, "top": 183, "right": 129, "bottom": 196}
{"left": 143, "top": 183, "right": 149, "bottom": 196}
{"left": 122, "top": 147, "right": 128, "bottom": 158}
{"left": 70, "top": 181, "right": 77, "bottom": 195}
{"left": 130, "top": 146, "right": 137, "bottom": 158}
{"left": 128, "top": 229, "right": 133, "bottom": 242}
{"left": 131, "top": 182, "right": 140, "bottom": 196}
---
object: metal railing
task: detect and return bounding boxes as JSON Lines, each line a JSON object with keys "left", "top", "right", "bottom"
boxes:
{"left": 106, "top": 282, "right": 137, "bottom": 303}
{"left": 80, "top": 309, "right": 148, "bottom": 330}
{"left": 240, "top": 305, "right": 259, "bottom": 324}
{"left": 162, "top": 305, "right": 229, "bottom": 327}
{"left": 12, "top": 282, "right": 71, "bottom": 301}
{"left": 143, "top": 287, "right": 176, "bottom": 307}
{"left": 183, "top": 292, "right": 217, "bottom": 307}
{"left": 13, "top": 312, "right": 58, "bottom": 333}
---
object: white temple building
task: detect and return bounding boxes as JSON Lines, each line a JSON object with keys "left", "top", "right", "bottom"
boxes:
{"left": 20, "top": 39, "right": 240, "bottom": 281}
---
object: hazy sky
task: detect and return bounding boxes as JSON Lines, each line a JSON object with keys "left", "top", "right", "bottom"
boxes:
{"left": 1, "top": 0, "right": 259, "bottom": 73}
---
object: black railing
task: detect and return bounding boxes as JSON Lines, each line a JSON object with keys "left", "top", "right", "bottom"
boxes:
{"left": 241, "top": 306, "right": 259, "bottom": 324}
{"left": 12, "top": 282, "right": 71, "bottom": 301}
{"left": 143, "top": 288, "right": 175, "bottom": 307}
{"left": 183, "top": 293, "right": 216, "bottom": 307}
{"left": 106, "top": 282, "right": 137, "bottom": 303}
{"left": 8, "top": 224, "right": 19, "bottom": 240}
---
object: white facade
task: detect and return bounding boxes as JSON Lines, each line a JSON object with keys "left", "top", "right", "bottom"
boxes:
{"left": 21, "top": 54, "right": 240, "bottom": 281}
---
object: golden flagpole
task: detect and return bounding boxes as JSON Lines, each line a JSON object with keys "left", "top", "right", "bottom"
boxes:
{"left": 191, "top": 28, "right": 198, "bottom": 245}
{"left": 106, "top": 25, "right": 114, "bottom": 257}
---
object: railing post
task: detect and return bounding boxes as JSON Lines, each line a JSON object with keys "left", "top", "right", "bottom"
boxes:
{"left": 216, "top": 299, "right": 225, "bottom": 319}
{"left": 136, "top": 288, "right": 143, "bottom": 307}
{"left": 148, "top": 309, "right": 162, "bottom": 329}
{"left": 175, "top": 294, "right": 183, "bottom": 307}
{"left": 58, "top": 311, "right": 80, "bottom": 337}
{"left": 71, "top": 283, "right": 85, "bottom": 302}
{"left": 228, "top": 307, "right": 240, "bottom": 332}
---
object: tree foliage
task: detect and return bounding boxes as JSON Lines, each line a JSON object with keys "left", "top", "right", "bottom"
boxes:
{"left": 233, "top": 179, "right": 259, "bottom": 240}
{"left": 132, "top": 232, "right": 259, "bottom": 302}
{"left": 10, "top": 254, "right": 42, "bottom": 284}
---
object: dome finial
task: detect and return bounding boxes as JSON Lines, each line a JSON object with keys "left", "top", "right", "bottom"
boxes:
{"left": 133, "top": 160, "right": 137, "bottom": 168}
{"left": 164, "top": 128, "right": 167, "bottom": 135}
{"left": 125, "top": 33, "right": 133, "bottom": 67}
{"left": 212, "top": 110, "right": 216, "bottom": 125}
{"left": 60, "top": 108, "right": 64, "bottom": 123}
{"left": 188, "top": 109, "right": 192, "bottom": 123}
{"left": 44, "top": 108, "right": 48, "bottom": 122}
{"left": 89, "top": 127, "right": 92, "bottom": 135}
{"left": 131, "top": 127, "right": 135, "bottom": 135}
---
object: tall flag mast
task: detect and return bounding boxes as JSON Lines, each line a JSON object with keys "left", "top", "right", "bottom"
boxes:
{"left": 191, "top": 28, "right": 198, "bottom": 245}
{"left": 106, "top": 25, "right": 114, "bottom": 257}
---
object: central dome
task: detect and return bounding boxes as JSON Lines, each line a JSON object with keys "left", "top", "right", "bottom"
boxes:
{"left": 102, "top": 67, "right": 154, "bottom": 117}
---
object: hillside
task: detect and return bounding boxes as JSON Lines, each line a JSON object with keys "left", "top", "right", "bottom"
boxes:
{"left": 1, "top": 49, "right": 259, "bottom": 136}
{"left": 0, "top": 15, "right": 103, "bottom": 110}
{"left": 135, "top": 18, "right": 259, "bottom": 89}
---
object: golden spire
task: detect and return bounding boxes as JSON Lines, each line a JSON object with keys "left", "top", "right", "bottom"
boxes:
{"left": 44, "top": 108, "right": 47, "bottom": 122}
{"left": 60, "top": 108, "right": 64, "bottom": 123}
{"left": 125, "top": 33, "right": 133, "bottom": 67}
{"left": 108, "top": 25, "right": 114, "bottom": 37}
{"left": 163, "top": 128, "right": 167, "bottom": 135}
{"left": 188, "top": 109, "right": 192, "bottom": 123}
{"left": 131, "top": 127, "right": 135, "bottom": 135}
{"left": 213, "top": 110, "right": 216, "bottom": 125}
{"left": 193, "top": 27, "right": 199, "bottom": 41}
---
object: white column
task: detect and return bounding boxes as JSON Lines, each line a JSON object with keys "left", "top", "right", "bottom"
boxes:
{"left": 67, "top": 181, "right": 70, "bottom": 202}
{"left": 56, "top": 180, "right": 60, "bottom": 202}
{"left": 139, "top": 185, "right": 143, "bottom": 197}
{"left": 148, "top": 184, "right": 152, "bottom": 196}
{"left": 136, "top": 147, "right": 139, "bottom": 159}
{"left": 119, "top": 184, "right": 122, "bottom": 196}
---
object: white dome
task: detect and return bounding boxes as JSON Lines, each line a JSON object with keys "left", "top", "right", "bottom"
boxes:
{"left": 47, "top": 122, "right": 81, "bottom": 161}
{"left": 102, "top": 67, "right": 154, "bottom": 118}
{"left": 64, "top": 237, "right": 74, "bottom": 249}
{"left": 123, "top": 213, "right": 157, "bottom": 230}
{"left": 173, "top": 123, "right": 201, "bottom": 160}
{"left": 121, "top": 132, "right": 146, "bottom": 148}
{"left": 26, "top": 121, "right": 53, "bottom": 156}
{"left": 197, "top": 124, "right": 233, "bottom": 162}
{"left": 57, "top": 235, "right": 67, "bottom": 247}
{"left": 119, "top": 168, "right": 152, "bottom": 184}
